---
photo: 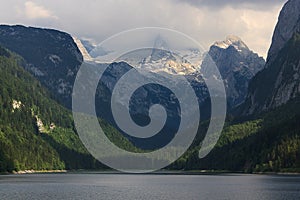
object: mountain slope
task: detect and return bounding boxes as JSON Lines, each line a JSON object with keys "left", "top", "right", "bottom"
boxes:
{"left": 0, "top": 46, "right": 138, "bottom": 172}
{"left": 0, "top": 46, "right": 66, "bottom": 171}
{"left": 0, "top": 46, "right": 103, "bottom": 172}
{"left": 267, "top": 0, "right": 300, "bottom": 63}
{"left": 173, "top": 0, "right": 300, "bottom": 173}
{"left": 242, "top": 0, "right": 300, "bottom": 115}
{"left": 0, "top": 25, "right": 83, "bottom": 108}
{"left": 243, "top": 32, "right": 300, "bottom": 115}
{"left": 180, "top": 96, "right": 300, "bottom": 172}
{"left": 241, "top": 0, "right": 300, "bottom": 115}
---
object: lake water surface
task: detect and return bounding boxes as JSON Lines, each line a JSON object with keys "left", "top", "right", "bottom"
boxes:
{"left": 0, "top": 173, "right": 300, "bottom": 200}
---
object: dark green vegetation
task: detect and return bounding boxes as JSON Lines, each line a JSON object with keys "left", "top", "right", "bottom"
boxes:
{"left": 171, "top": 97, "right": 300, "bottom": 173}
{"left": 0, "top": 46, "right": 136, "bottom": 172}
{"left": 0, "top": 46, "right": 90, "bottom": 172}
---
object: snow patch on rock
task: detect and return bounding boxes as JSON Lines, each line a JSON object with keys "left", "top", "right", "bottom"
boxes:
{"left": 213, "top": 35, "right": 249, "bottom": 52}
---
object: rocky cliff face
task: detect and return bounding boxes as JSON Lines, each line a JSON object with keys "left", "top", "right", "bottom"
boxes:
{"left": 204, "top": 36, "right": 265, "bottom": 107}
{"left": 267, "top": 0, "right": 300, "bottom": 63}
{"left": 0, "top": 25, "right": 83, "bottom": 107}
{"left": 242, "top": 0, "right": 300, "bottom": 115}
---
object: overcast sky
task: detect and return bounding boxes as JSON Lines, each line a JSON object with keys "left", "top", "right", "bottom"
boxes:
{"left": 0, "top": 0, "right": 287, "bottom": 58}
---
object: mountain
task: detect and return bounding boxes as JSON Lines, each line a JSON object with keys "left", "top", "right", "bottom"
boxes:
{"left": 118, "top": 48, "right": 202, "bottom": 75}
{"left": 267, "top": 0, "right": 300, "bottom": 63}
{"left": 142, "top": 35, "right": 202, "bottom": 75}
{"left": 83, "top": 35, "right": 203, "bottom": 76}
{"left": 91, "top": 61, "right": 204, "bottom": 150}
{"left": 72, "top": 34, "right": 263, "bottom": 151}
{"left": 80, "top": 41, "right": 262, "bottom": 150}
{"left": 242, "top": 0, "right": 300, "bottom": 115}
{"left": 0, "top": 25, "right": 83, "bottom": 108}
{"left": 203, "top": 35, "right": 265, "bottom": 107}
{"left": 0, "top": 44, "right": 141, "bottom": 172}
{"left": 78, "top": 34, "right": 263, "bottom": 109}
{"left": 171, "top": 0, "right": 300, "bottom": 173}
{"left": 0, "top": 46, "right": 98, "bottom": 172}
{"left": 0, "top": 26, "right": 189, "bottom": 151}
{"left": 1, "top": 17, "right": 299, "bottom": 172}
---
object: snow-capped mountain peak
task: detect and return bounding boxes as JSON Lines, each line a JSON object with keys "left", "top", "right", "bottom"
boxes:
{"left": 74, "top": 34, "right": 204, "bottom": 75}
{"left": 213, "top": 35, "right": 249, "bottom": 52}
{"left": 139, "top": 35, "right": 203, "bottom": 75}
{"left": 205, "top": 35, "right": 265, "bottom": 107}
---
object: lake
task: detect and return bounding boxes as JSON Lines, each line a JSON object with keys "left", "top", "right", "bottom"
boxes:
{"left": 0, "top": 173, "right": 300, "bottom": 200}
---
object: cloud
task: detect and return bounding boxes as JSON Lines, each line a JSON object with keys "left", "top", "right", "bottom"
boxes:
{"left": 177, "top": 0, "right": 287, "bottom": 10}
{"left": 23, "top": 1, "right": 57, "bottom": 20}
{"left": 0, "top": 0, "right": 286, "bottom": 58}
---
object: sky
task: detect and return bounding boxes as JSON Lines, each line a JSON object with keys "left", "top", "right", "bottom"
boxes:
{"left": 0, "top": 0, "right": 287, "bottom": 58}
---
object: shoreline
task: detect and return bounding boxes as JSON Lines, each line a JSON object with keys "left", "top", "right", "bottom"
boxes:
{"left": 12, "top": 169, "right": 67, "bottom": 175}
{"left": 1, "top": 169, "right": 299, "bottom": 176}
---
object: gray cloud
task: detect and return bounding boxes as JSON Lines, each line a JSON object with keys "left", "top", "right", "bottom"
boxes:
{"left": 178, "top": 0, "right": 287, "bottom": 9}
{"left": 0, "top": 0, "right": 286, "bottom": 58}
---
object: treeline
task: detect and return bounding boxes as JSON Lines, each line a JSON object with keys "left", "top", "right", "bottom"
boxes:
{"left": 169, "top": 96, "right": 300, "bottom": 173}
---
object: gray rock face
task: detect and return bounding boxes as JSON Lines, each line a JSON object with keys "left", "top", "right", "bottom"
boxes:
{"left": 204, "top": 36, "right": 265, "bottom": 107}
{"left": 242, "top": 0, "right": 300, "bottom": 115}
{"left": 267, "top": 0, "right": 300, "bottom": 63}
{"left": 243, "top": 33, "right": 300, "bottom": 115}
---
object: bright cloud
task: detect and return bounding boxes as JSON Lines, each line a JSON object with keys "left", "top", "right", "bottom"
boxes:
{"left": 24, "top": 1, "right": 57, "bottom": 20}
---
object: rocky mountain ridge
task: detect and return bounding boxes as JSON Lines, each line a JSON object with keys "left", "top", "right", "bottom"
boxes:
{"left": 203, "top": 35, "right": 265, "bottom": 107}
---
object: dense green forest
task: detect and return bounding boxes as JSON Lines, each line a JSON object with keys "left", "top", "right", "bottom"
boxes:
{"left": 0, "top": 46, "right": 136, "bottom": 172}
{"left": 174, "top": 97, "right": 300, "bottom": 172}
